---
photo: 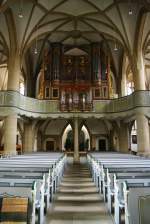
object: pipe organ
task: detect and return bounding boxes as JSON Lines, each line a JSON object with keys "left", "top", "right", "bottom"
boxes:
{"left": 38, "top": 44, "right": 110, "bottom": 111}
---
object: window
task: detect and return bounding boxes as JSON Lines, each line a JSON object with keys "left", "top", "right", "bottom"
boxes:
{"left": 94, "top": 88, "right": 101, "bottom": 98}
{"left": 127, "top": 81, "right": 134, "bottom": 95}
{"left": 45, "top": 87, "right": 50, "bottom": 98}
{"left": 19, "top": 82, "right": 25, "bottom": 95}
{"left": 102, "top": 86, "right": 108, "bottom": 98}
{"left": 52, "top": 88, "right": 59, "bottom": 98}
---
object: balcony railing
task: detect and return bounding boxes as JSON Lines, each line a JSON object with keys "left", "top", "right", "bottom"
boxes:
{"left": 60, "top": 102, "right": 93, "bottom": 112}
{"left": 0, "top": 90, "right": 150, "bottom": 118}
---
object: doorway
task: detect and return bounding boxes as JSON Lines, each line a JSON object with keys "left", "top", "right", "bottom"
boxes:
{"left": 46, "top": 141, "right": 54, "bottom": 151}
{"left": 98, "top": 139, "right": 107, "bottom": 151}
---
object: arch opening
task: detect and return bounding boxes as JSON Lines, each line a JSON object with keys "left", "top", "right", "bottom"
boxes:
{"left": 80, "top": 125, "right": 90, "bottom": 151}
{"left": 62, "top": 124, "right": 73, "bottom": 152}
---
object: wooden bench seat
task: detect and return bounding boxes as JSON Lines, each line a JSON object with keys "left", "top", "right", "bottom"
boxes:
{"left": 0, "top": 197, "right": 29, "bottom": 223}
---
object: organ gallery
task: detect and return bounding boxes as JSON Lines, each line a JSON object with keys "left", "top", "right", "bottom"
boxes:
{"left": 38, "top": 43, "right": 111, "bottom": 111}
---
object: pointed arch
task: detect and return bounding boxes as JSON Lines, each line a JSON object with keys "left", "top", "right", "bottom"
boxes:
{"left": 62, "top": 122, "right": 73, "bottom": 151}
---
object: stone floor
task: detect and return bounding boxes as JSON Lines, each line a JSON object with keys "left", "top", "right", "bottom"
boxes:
{"left": 45, "top": 158, "right": 114, "bottom": 224}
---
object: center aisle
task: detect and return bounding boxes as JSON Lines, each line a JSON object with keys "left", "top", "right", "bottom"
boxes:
{"left": 45, "top": 157, "right": 114, "bottom": 224}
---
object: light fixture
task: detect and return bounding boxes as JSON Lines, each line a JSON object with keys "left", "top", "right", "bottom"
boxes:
{"left": 34, "top": 47, "right": 38, "bottom": 54}
{"left": 128, "top": 0, "right": 133, "bottom": 16}
{"left": 18, "top": 12, "right": 23, "bottom": 18}
{"left": 128, "top": 9, "right": 133, "bottom": 15}
{"left": 18, "top": 0, "right": 23, "bottom": 18}
{"left": 114, "top": 42, "right": 118, "bottom": 51}
{"left": 34, "top": 25, "right": 38, "bottom": 55}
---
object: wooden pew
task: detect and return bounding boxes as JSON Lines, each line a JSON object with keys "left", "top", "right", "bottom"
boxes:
{"left": 123, "top": 182, "right": 150, "bottom": 224}
{"left": 0, "top": 153, "right": 66, "bottom": 222}
{"left": 107, "top": 170, "right": 150, "bottom": 213}
{"left": 0, "top": 160, "right": 64, "bottom": 200}
{"left": 0, "top": 177, "right": 44, "bottom": 224}
{"left": 0, "top": 184, "right": 36, "bottom": 224}
{"left": 87, "top": 154, "right": 147, "bottom": 190}
{"left": 0, "top": 152, "right": 66, "bottom": 223}
{"left": 87, "top": 152, "right": 150, "bottom": 224}
{"left": 0, "top": 155, "right": 66, "bottom": 190}
{"left": 0, "top": 196, "right": 28, "bottom": 223}
{"left": 114, "top": 176, "right": 150, "bottom": 224}
{"left": 0, "top": 172, "right": 50, "bottom": 211}
{"left": 100, "top": 163, "right": 150, "bottom": 198}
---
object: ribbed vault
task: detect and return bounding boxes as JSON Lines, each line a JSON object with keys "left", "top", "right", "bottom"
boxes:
{"left": 0, "top": 0, "right": 149, "bottom": 93}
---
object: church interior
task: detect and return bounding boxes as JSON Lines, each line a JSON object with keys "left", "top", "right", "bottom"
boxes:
{"left": 0, "top": 0, "right": 150, "bottom": 223}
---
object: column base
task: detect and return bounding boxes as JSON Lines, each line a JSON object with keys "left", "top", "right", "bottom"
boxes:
{"left": 3, "top": 151, "right": 17, "bottom": 157}
{"left": 73, "top": 156, "right": 80, "bottom": 163}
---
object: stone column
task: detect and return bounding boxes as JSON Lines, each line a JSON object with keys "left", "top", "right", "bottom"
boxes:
{"left": 133, "top": 53, "right": 146, "bottom": 91}
{"left": 22, "top": 123, "right": 34, "bottom": 153}
{"left": 118, "top": 122, "right": 129, "bottom": 153}
{"left": 121, "top": 55, "right": 127, "bottom": 97}
{"left": 73, "top": 117, "right": 79, "bottom": 162}
{"left": 109, "top": 130, "right": 115, "bottom": 151}
{"left": 4, "top": 53, "right": 20, "bottom": 155}
{"left": 4, "top": 115, "right": 18, "bottom": 155}
{"left": 121, "top": 73, "right": 127, "bottom": 96}
{"left": 91, "top": 135, "right": 96, "bottom": 151}
{"left": 136, "top": 114, "right": 150, "bottom": 155}
{"left": 112, "top": 128, "right": 119, "bottom": 152}
{"left": 37, "top": 131, "right": 42, "bottom": 152}
{"left": 132, "top": 51, "right": 150, "bottom": 154}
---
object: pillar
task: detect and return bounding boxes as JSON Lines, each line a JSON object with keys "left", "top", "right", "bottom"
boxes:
{"left": 37, "top": 131, "right": 42, "bottom": 152}
{"left": 136, "top": 114, "right": 150, "bottom": 155}
{"left": 4, "top": 115, "right": 18, "bottom": 155}
{"left": 4, "top": 52, "right": 20, "bottom": 155}
{"left": 74, "top": 117, "right": 79, "bottom": 162}
{"left": 121, "top": 54, "right": 127, "bottom": 97}
{"left": 23, "top": 123, "right": 34, "bottom": 153}
{"left": 118, "top": 122, "right": 129, "bottom": 153}
{"left": 109, "top": 130, "right": 115, "bottom": 151}
{"left": 121, "top": 73, "right": 127, "bottom": 96}
{"left": 112, "top": 127, "right": 119, "bottom": 152}
{"left": 133, "top": 53, "right": 146, "bottom": 91}
{"left": 91, "top": 135, "right": 96, "bottom": 151}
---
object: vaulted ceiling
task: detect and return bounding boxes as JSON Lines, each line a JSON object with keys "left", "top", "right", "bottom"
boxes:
{"left": 0, "top": 0, "right": 149, "bottom": 55}
{"left": 0, "top": 0, "right": 150, "bottom": 92}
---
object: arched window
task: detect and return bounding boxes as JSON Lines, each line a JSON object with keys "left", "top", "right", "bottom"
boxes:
{"left": 19, "top": 82, "right": 25, "bottom": 95}
{"left": 127, "top": 71, "right": 134, "bottom": 95}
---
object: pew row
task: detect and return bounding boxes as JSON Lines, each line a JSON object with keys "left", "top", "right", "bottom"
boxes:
{"left": 0, "top": 152, "right": 66, "bottom": 224}
{"left": 87, "top": 152, "right": 150, "bottom": 224}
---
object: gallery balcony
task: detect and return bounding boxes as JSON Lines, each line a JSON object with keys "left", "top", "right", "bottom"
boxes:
{"left": 0, "top": 90, "right": 150, "bottom": 119}
{"left": 60, "top": 102, "right": 93, "bottom": 112}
